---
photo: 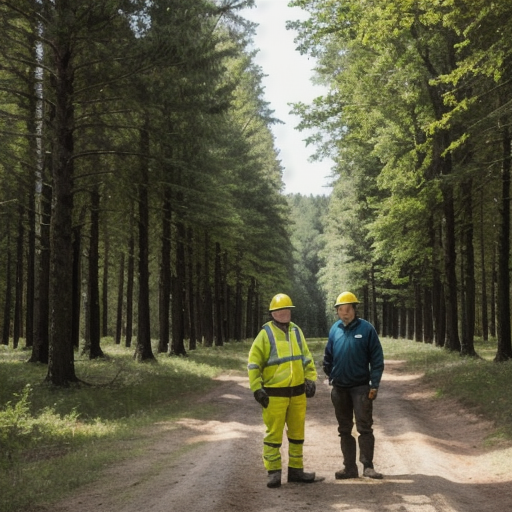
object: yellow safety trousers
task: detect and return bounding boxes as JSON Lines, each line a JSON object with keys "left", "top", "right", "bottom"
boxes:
{"left": 262, "top": 393, "right": 307, "bottom": 471}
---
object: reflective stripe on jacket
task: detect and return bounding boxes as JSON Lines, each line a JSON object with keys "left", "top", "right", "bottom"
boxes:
{"left": 247, "top": 321, "right": 317, "bottom": 393}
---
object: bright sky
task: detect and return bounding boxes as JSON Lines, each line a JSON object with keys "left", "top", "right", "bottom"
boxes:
{"left": 240, "top": 0, "right": 333, "bottom": 196}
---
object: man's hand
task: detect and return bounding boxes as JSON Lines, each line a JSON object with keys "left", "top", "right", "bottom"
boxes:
{"left": 305, "top": 379, "right": 316, "bottom": 398}
{"left": 254, "top": 388, "right": 269, "bottom": 408}
{"left": 368, "top": 388, "right": 378, "bottom": 400}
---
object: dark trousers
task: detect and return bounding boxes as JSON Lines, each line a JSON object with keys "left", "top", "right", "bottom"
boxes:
{"left": 330, "top": 384, "right": 375, "bottom": 469}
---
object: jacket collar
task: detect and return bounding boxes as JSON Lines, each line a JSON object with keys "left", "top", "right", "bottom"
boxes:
{"left": 338, "top": 317, "right": 359, "bottom": 330}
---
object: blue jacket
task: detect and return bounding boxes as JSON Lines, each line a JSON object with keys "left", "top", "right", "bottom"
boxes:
{"left": 323, "top": 317, "right": 384, "bottom": 388}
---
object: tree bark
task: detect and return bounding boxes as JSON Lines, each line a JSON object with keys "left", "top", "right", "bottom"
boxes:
{"left": 115, "top": 251, "right": 125, "bottom": 345}
{"left": 30, "top": 181, "right": 51, "bottom": 364}
{"left": 171, "top": 216, "right": 187, "bottom": 356}
{"left": 214, "top": 242, "right": 224, "bottom": 346}
{"left": 495, "top": 126, "right": 512, "bottom": 361}
{"left": 245, "top": 277, "right": 255, "bottom": 340}
{"left": 460, "top": 179, "right": 478, "bottom": 356}
{"left": 134, "top": 122, "right": 154, "bottom": 362}
{"left": 203, "top": 232, "right": 214, "bottom": 346}
{"left": 423, "top": 286, "right": 433, "bottom": 344}
{"left": 88, "top": 185, "right": 104, "bottom": 360}
{"left": 234, "top": 253, "right": 243, "bottom": 342}
{"left": 490, "top": 246, "right": 496, "bottom": 339}
{"left": 46, "top": 13, "right": 78, "bottom": 385}
{"left": 2, "top": 246, "right": 12, "bottom": 346}
{"left": 13, "top": 204, "right": 24, "bottom": 349}
{"left": 158, "top": 187, "right": 171, "bottom": 354}
{"left": 71, "top": 207, "right": 86, "bottom": 350}
{"left": 102, "top": 223, "right": 109, "bottom": 338}
{"left": 479, "top": 189, "right": 488, "bottom": 342}
{"left": 187, "top": 227, "right": 197, "bottom": 350}
{"left": 125, "top": 230, "right": 135, "bottom": 348}
{"left": 414, "top": 283, "right": 422, "bottom": 342}
{"left": 399, "top": 305, "right": 407, "bottom": 339}
{"left": 441, "top": 180, "right": 461, "bottom": 352}
{"left": 407, "top": 305, "right": 415, "bottom": 340}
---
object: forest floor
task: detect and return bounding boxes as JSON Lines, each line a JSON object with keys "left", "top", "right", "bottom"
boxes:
{"left": 49, "top": 360, "right": 512, "bottom": 512}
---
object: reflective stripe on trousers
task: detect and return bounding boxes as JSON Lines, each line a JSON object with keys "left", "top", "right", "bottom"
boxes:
{"left": 261, "top": 393, "right": 307, "bottom": 471}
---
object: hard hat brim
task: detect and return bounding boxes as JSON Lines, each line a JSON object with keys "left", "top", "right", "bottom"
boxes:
{"left": 269, "top": 306, "right": 295, "bottom": 312}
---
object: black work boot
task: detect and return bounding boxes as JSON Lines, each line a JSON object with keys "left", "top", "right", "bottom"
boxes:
{"left": 288, "top": 467, "right": 316, "bottom": 483}
{"left": 267, "top": 470, "right": 282, "bottom": 488}
{"left": 334, "top": 466, "right": 359, "bottom": 479}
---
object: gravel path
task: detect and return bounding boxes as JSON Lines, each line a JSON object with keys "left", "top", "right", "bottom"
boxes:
{"left": 52, "top": 361, "right": 512, "bottom": 512}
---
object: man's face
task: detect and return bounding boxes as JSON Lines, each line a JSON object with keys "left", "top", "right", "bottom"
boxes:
{"left": 271, "top": 308, "right": 292, "bottom": 324}
{"left": 337, "top": 304, "right": 355, "bottom": 325}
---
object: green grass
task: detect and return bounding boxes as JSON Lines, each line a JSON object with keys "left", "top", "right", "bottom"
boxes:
{"left": 0, "top": 336, "right": 511, "bottom": 511}
{"left": 0, "top": 339, "right": 250, "bottom": 512}
{"left": 381, "top": 337, "right": 512, "bottom": 442}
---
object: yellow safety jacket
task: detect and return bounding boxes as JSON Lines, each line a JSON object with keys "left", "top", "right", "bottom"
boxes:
{"left": 247, "top": 321, "right": 317, "bottom": 394}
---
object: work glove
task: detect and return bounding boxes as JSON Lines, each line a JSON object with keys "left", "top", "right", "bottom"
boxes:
{"left": 368, "top": 388, "right": 378, "bottom": 401}
{"left": 305, "top": 379, "right": 316, "bottom": 398}
{"left": 254, "top": 388, "right": 269, "bottom": 408}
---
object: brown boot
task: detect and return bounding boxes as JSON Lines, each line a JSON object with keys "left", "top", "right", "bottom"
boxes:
{"left": 288, "top": 467, "right": 316, "bottom": 483}
{"left": 363, "top": 467, "right": 383, "bottom": 479}
{"left": 267, "top": 470, "right": 282, "bottom": 488}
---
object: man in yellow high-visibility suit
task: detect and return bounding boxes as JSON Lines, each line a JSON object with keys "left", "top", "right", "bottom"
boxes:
{"left": 248, "top": 293, "right": 319, "bottom": 488}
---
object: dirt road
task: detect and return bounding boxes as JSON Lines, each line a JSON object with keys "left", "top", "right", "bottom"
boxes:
{"left": 53, "top": 360, "right": 512, "bottom": 512}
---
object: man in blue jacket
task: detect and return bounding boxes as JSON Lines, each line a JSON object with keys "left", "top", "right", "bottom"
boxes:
{"left": 323, "top": 291, "right": 384, "bottom": 480}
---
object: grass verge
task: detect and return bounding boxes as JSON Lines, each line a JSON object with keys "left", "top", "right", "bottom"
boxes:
{"left": 0, "top": 336, "right": 511, "bottom": 511}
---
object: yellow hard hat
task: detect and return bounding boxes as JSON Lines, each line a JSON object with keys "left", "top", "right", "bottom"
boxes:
{"left": 334, "top": 291, "right": 359, "bottom": 307}
{"left": 269, "top": 293, "right": 295, "bottom": 312}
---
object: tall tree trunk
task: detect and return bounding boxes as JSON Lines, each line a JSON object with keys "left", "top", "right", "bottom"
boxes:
{"left": 46, "top": 17, "right": 78, "bottom": 385}
{"left": 441, "top": 181, "right": 461, "bottom": 352}
{"left": 495, "top": 126, "right": 512, "bottom": 361}
{"left": 134, "top": 122, "right": 154, "bottom": 362}
{"left": 30, "top": 181, "right": 51, "bottom": 363}
{"left": 125, "top": 230, "right": 134, "bottom": 348}
{"left": 490, "top": 245, "right": 496, "bottom": 339}
{"left": 391, "top": 303, "right": 399, "bottom": 339}
{"left": 115, "top": 252, "right": 125, "bottom": 345}
{"left": 381, "top": 300, "right": 389, "bottom": 337}
{"left": 245, "top": 277, "right": 255, "bottom": 339}
{"left": 13, "top": 204, "right": 24, "bottom": 349}
{"left": 479, "top": 189, "right": 488, "bottom": 342}
{"left": 187, "top": 228, "right": 197, "bottom": 350}
{"left": 414, "top": 283, "right": 422, "bottom": 342}
{"left": 407, "top": 304, "right": 415, "bottom": 340}
{"left": 2, "top": 245, "right": 12, "bottom": 346}
{"left": 399, "top": 305, "right": 407, "bottom": 339}
{"left": 223, "top": 251, "right": 230, "bottom": 341}
{"left": 88, "top": 185, "right": 104, "bottom": 359}
{"left": 25, "top": 25, "right": 40, "bottom": 350}
{"left": 370, "top": 267, "right": 378, "bottom": 330}
{"left": 170, "top": 216, "right": 187, "bottom": 356}
{"left": 158, "top": 187, "right": 171, "bottom": 354}
{"left": 214, "top": 242, "right": 224, "bottom": 346}
{"left": 26, "top": 190, "right": 36, "bottom": 349}
{"left": 460, "top": 179, "right": 477, "bottom": 356}
{"left": 26, "top": 190, "right": 35, "bottom": 349}
{"left": 195, "top": 262, "right": 203, "bottom": 344}
{"left": 234, "top": 253, "right": 243, "bottom": 342}
{"left": 432, "top": 222, "right": 445, "bottom": 347}
{"left": 253, "top": 288, "right": 261, "bottom": 336}
{"left": 203, "top": 232, "right": 213, "bottom": 346}
{"left": 102, "top": 222, "right": 109, "bottom": 338}
{"left": 71, "top": 207, "right": 86, "bottom": 350}
{"left": 423, "top": 286, "right": 433, "bottom": 344}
